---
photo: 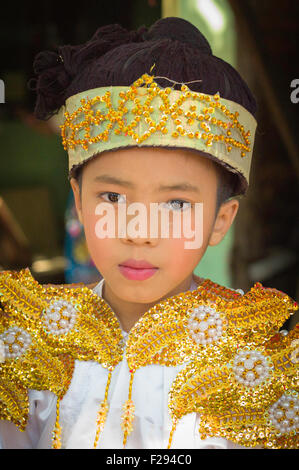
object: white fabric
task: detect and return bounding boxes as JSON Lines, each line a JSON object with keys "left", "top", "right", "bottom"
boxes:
{"left": 0, "top": 277, "right": 246, "bottom": 449}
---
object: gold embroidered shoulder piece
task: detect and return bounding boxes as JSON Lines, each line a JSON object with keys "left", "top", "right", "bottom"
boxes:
{"left": 0, "top": 268, "right": 123, "bottom": 433}
{"left": 0, "top": 268, "right": 298, "bottom": 450}
{"left": 167, "top": 281, "right": 299, "bottom": 449}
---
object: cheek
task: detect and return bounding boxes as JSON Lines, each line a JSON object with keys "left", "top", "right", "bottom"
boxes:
{"left": 171, "top": 204, "right": 213, "bottom": 243}
{"left": 165, "top": 205, "right": 214, "bottom": 266}
{"left": 165, "top": 236, "right": 205, "bottom": 271}
{"left": 166, "top": 238, "right": 193, "bottom": 264}
{"left": 82, "top": 210, "right": 117, "bottom": 266}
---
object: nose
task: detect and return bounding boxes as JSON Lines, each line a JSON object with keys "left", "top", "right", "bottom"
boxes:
{"left": 121, "top": 227, "right": 159, "bottom": 246}
{"left": 121, "top": 236, "right": 158, "bottom": 246}
{"left": 119, "top": 204, "right": 160, "bottom": 246}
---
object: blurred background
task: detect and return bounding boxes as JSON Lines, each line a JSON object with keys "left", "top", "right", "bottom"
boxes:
{"left": 0, "top": 0, "right": 298, "bottom": 326}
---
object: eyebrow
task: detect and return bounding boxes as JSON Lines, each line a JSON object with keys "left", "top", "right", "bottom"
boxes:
{"left": 93, "top": 175, "right": 200, "bottom": 193}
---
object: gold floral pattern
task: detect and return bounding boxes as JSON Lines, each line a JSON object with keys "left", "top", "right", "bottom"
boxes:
{"left": 0, "top": 268, "right": 298, "bottom": 449}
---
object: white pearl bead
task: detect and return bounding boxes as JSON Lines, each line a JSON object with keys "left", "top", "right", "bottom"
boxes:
{"left": 279, "top": 330, "right": 288, "bottom": 336}
{"left": 244, "top": 359, "right": 254, "bottom": 370}
{"left": 285, "top": 410, "right": 295, "bottom": 419}
{"left": 239, "top": 351, "right": 247, "bottom": 357}
{"left": 246, "top": 371, "right": 255, "bottom": 382}
{"left": 5, "top": 335, "right": 15, "bottom": 344}
{"left": 250, "top": 355, "right": 258, "bottom": 362}
{"left": 199, "top": 321, "right": 208, "bottom": 331}
{"left": 255, "top": 365, "right": 264, "bottom": 375}
{"left": 235, "top": 288, "right": 244, "bottom": 295}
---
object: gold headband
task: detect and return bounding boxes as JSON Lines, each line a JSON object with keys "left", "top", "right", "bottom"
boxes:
{"left": 58, "top": 73, "right": 257, "bottom": 185}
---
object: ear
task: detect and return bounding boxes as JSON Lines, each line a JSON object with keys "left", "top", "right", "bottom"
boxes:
{"left": 208, "top": 198, "right": 239, "bottom": 246}
{"left": 70, "top": 177, "right": 83, "bottom": 225}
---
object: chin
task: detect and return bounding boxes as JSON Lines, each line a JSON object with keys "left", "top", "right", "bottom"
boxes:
{"left": 119, "top": 287, "right": 162, "bottom": 304}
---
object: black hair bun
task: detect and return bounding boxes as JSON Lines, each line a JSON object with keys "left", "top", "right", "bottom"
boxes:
{"left": 29, "top": 23, "right": 148, "bottom": 120}
{"left": 30, "top": 17, "right": 256, "bottom": 127}
{"left": 145, "top": 17, "right": 212, "bottom": 55}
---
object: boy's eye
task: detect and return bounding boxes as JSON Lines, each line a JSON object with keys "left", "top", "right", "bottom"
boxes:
{"left": 97, "top": 193, "right": 192, "bottom": 211}
{"left": 161, "top": 200, "right": 192, "bottom": 211}
{"left": 97, "top": 192, "right": 126, "bottom": 203}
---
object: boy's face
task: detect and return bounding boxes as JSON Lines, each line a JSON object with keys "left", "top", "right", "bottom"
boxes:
{"left": 70, "top": 147, "right": 239, "bottom": 305}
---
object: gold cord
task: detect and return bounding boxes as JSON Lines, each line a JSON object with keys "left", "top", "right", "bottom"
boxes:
{"left": 52, "top": 396, "right": 62, "bottom": 449}
{"left": 167, "top": 418, "right": 178, "bottom": 449}
{"left": 93, "top": 369, "right": 113, "bottom": 448}
{"left": 121, "top": 371, "right": 136, "bottom": 447}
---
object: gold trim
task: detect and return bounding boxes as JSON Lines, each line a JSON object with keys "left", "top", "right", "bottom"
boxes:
{"left": 0, "top": 268, "right": 297, "bottom": 449}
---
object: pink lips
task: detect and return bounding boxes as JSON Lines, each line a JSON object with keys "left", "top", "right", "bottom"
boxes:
{"left": 118, "top": 259, "right": 159, "bottom": 280}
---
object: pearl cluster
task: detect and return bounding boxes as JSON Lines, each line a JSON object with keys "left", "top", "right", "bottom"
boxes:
{"left": 187, "top": 304, "right": 223, "bottom": 346}
{"left": 43, "top": 299, "right": 78, "bottom": 335}
{"left": 0, "top": 326, "right": 31, "bottom": 360}
{"left": 233, "top": 349, "right": 272, "bottom": 387}
{"left": 268, "top": 393, "right": 299, "bottom": 434}
{"left": 61, "top": 73, "right": 251, "bottom": 157}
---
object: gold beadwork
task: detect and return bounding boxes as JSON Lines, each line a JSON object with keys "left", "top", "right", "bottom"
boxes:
{"left": 52, "top": 397, "right": 62, "bottom": 449}
{"left": 93, "top": 369, "right": 113, "bottom": 448}
{"left": 168, "top": 284, "right": 299, "bottom": 449}
{"left": 0, "top": 267, "right": 123, "bottom": 433}
{"left": 60, "top": 73, "right": 252, "bottom": 158}
{"left": 0, "top": 269, "right": 298, "bottom": 449}
{"left": 121, "top": 372, "right": 136, "bottom": 447}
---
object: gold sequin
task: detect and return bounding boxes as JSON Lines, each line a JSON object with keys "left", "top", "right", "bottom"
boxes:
{"left": 60, "top": 74, "right": 252, "bottom": 158}
{"left": 0, "top": 268, "right": 298, "bottom": 449}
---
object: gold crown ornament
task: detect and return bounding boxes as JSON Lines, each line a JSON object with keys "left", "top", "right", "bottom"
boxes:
{"left": 58, "top": 73, "right": 257, "bottom": 186}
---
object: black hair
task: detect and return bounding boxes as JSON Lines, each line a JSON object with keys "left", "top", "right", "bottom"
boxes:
{"left": 29, "top": 17, "right": 257, "bottom": 211}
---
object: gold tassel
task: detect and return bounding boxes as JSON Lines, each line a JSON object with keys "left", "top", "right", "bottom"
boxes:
{"left": 93, "top": 369, "right": 113, "bottom": 448}
{"left": 121, "top": 371, "right": 135, "bottom": 447}
{"left": 167, "top": 417, "right": 178, "bottom": 449}
{"left": 52, "top": 396, "right": 62, "bottom": 449}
